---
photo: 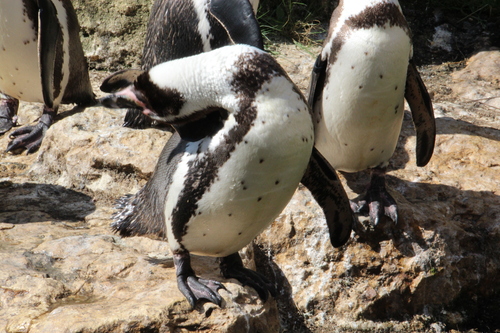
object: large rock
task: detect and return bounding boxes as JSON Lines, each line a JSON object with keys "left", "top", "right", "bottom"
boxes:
{"left": 0, "top": 0, "right": 499, "bottom": 330}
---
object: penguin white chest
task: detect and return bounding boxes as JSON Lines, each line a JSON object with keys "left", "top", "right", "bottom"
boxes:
{"left": 165, "top": 78, "right": 314, "bottom": 257}
{"left": 315, "top": 25, "right": 411, "bottom": 172}
{"left": 0, "top": 1, "right": 43, "bottom": 102}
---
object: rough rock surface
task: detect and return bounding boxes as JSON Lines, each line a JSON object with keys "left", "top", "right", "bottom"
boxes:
{"left": 1, "top": 2, "right": 499, "bottom": 332}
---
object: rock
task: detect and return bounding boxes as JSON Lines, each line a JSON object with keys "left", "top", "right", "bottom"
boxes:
{"left": 450, "top": 50, "right": 500, "bottom": 110}
{"left": 0, "top": 228, "right": 280, "bottom": 332}
{"left": 72, "top": 0, "right": 152, "bottom": 70}
{"left": 0, "top": 2, "right": 499, "bottom": 331}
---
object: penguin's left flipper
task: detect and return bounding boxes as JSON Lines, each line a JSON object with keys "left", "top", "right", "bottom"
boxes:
{"left": 174, "top": 251, "right": 225, "bottom": 308}
{"left": 38, "top": 0, "right": 62, "bottom": 109}
{"left": 220, "top": 252, "right": 277, "bottom": 302}
{"left": 405, "top": 60, "right": 436, "bottom": 167}
{"left": 6, "top": 108, "right": 54, "bottom": 154}
{"left": 208, "top": 0, "right": 264, "bottom": 49}
{"left": 301, "top": 148, "right": 353, "bottom": 247}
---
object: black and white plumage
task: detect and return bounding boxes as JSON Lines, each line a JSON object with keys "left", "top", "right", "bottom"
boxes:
{"left": 101, "top": 45, "right": 321, "bottom": 307}
{"left": 123, "top": 0, "right": 263, "bottom": 129}
{"left": 308, "top": 0, "right": 435, "bottom": 225}
{"left": 0, "top": 0, "right": 96, "bottom": 153}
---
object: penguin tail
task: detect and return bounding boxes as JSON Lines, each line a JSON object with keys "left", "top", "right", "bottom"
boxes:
{"left": 111, "top": 190, "right": 166, "bottom": 240}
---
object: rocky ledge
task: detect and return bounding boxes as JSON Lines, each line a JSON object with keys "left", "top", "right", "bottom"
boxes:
{"left": 0, "top": 1, "right": 499, "bottom": 332}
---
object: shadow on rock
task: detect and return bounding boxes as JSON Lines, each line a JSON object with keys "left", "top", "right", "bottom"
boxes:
{"left": 252, "top": 242, "right": 313, "bottom": 333}
{"left": 0, "top": 181, "right": 96, "bottom": 223}
{"left": 348, "top": 174, "right": 500, "bottom": 328}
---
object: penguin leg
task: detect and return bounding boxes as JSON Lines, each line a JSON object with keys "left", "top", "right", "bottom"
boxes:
{"left": 123, "top": 108, "right": 153, "bottom": 129}
{"left": 0, "top": 94, "right": 19, "bottom": 135}
{"left": 174, "top": 251, "right": 225, "bottom": 308}
{"left": 220, "top": 252, "right": 276, "bottom": 302}
{"left": 351, "top": 167, "right": 398, "bottom": 225}
{"left": 6, "top": 107, "right": 55, "bottom": 154}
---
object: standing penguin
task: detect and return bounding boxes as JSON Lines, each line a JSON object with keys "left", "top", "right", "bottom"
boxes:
{"left": 308, "top": 0, "right": 435, "bottom": 225}
{"left": 123, "top": 0, "right": 354, "bottom": 247}
{"left": 123, "top": 0, "right": 263, "bottom": 129}
{"left": 0, "top": 0, "right": 96, "bottom": 153}
{"left": 100, "top": 45, "right": 319, "bottom": 306}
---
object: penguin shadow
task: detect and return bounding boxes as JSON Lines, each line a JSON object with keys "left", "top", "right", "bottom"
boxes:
{"left": 0, "top": 181, "right": 96, "bottom": 224}
{"left": 252, "top": 242, "right": 313, "bottom": 333}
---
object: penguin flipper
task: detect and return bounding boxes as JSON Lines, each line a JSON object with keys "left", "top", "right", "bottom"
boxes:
{"left": 38, "top": 0, "right": 61, "bottom": 109}
{"left": 123, "top": 108, "right": 154, "bottom": 129}
{"left": 307, "top": 55, "right": 327, "bottom": 109}
{"left": 405, "top": 60, "right": 436, "bottom": 167}
{"left": 301, "top": 148, "right": 353, "bottom": 247}
{"left": 209, "top": 0, "right": 264, "bottom": 49}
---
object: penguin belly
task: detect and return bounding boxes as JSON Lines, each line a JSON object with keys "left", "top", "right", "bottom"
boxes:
{"left": 315, "top": 26, "right": 411, "bottom": 172}
{"left": 0, "top": 1, "right": 43, "bottom": 102}
{"left": 167, "top": 79, "right": 313, "bottom": 257}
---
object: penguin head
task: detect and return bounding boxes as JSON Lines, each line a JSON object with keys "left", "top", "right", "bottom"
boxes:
{"left": 99, "top": 68, "right": 186, "bottom": 123}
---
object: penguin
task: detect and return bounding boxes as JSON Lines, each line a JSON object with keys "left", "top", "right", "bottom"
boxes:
{"left": 123, "top": 0, "right": 353, "bottom": 247}
{"left": 123, "top": 0, "right": 263, "bottom": 129}
{"left": 99, "top": 45, "right": 351, "bottom": 307}
{"left": 0, "top": 0, "right": 96, "bottom": 153}
{"left": 308, "top": 0, "right": 435, "bottom": 225}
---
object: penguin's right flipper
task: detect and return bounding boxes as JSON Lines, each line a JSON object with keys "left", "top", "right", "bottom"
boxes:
{"left": 209, "top": 0, "right": 264, "bottom": 49}
{"left": 300, "top": 148, "right": 353, "bottom": 247}
{"left": 38, "top": 0, "right": 62, "bottom": 109}
{"left": 307, "top": 55, "right": 328, "bottom": 109}
{"left": 405, "top": 60, "right": 436, "bottom": 167}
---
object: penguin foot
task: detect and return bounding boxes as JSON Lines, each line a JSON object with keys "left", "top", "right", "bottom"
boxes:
{"left": 351, "top": 168, "right": 398, "bottom": 226}
{"left": 220, "top": 252, "right": 277, "bottom": 302}
{"left": 123, "top": 108, "right": 153, "bottom": 129}
{"left": 174, "top": 251, "right": 225, "bottom": 308}
{"left": 6, "top": 110, "right": 54, "bottom": 154}
{"left": 0, "top": 96, "right": 19, "bottom": 134}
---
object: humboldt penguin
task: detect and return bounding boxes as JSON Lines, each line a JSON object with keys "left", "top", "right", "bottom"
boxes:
{"left": 123, "top": 0, "right": 263, "bottom": 129}
{"left": 308, "top": 0, "right": 435, "bottom": 225}
{"left": 0, "top": 0, "right": 96, "bottom": 153}
{"left": 100, "top": 45, "right": 351, "bottom": 307}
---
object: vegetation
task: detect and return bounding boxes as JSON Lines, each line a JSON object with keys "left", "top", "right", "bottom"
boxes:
{"left": 257, "top": 0, "right": 499, "bottom": 44}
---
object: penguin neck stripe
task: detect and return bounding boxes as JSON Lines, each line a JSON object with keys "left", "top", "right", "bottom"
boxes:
{"left": 170, "top": 51, "right": 285, "bottom": 243}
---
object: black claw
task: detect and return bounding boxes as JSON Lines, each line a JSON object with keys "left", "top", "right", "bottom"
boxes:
{"left": 174, "top": 251, "right": 225, "bottom": 308}
{"left": 6, "top": 108, "right": 54, "bottom": 154}
{"left": 220, "top": 253, "right": 276, "bottom": 301}
{"left": 351, "top": 168, "right": 398, "bottom": 226}
{"left": 0, "top": 95, "right": 19, "bottom": 134}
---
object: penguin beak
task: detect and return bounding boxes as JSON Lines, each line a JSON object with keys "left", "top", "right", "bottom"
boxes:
{"left": 99, "top": 87, "right": 159, "bottom": 119}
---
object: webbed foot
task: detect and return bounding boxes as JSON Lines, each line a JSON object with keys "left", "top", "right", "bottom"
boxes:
{"left": 0, "top": 95, "right": 19, "bottom": 134}
{"left": 350, "top": 168, "right": 398, "bottom": 226}
{"left": 174, "top": 251, "right": 225, "bottom": 308}
{"left": 220, "top": 252, "right": 276, "bottom": 302}
{"left": 6, "top": 108, "right": 54, "bottom": 154}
